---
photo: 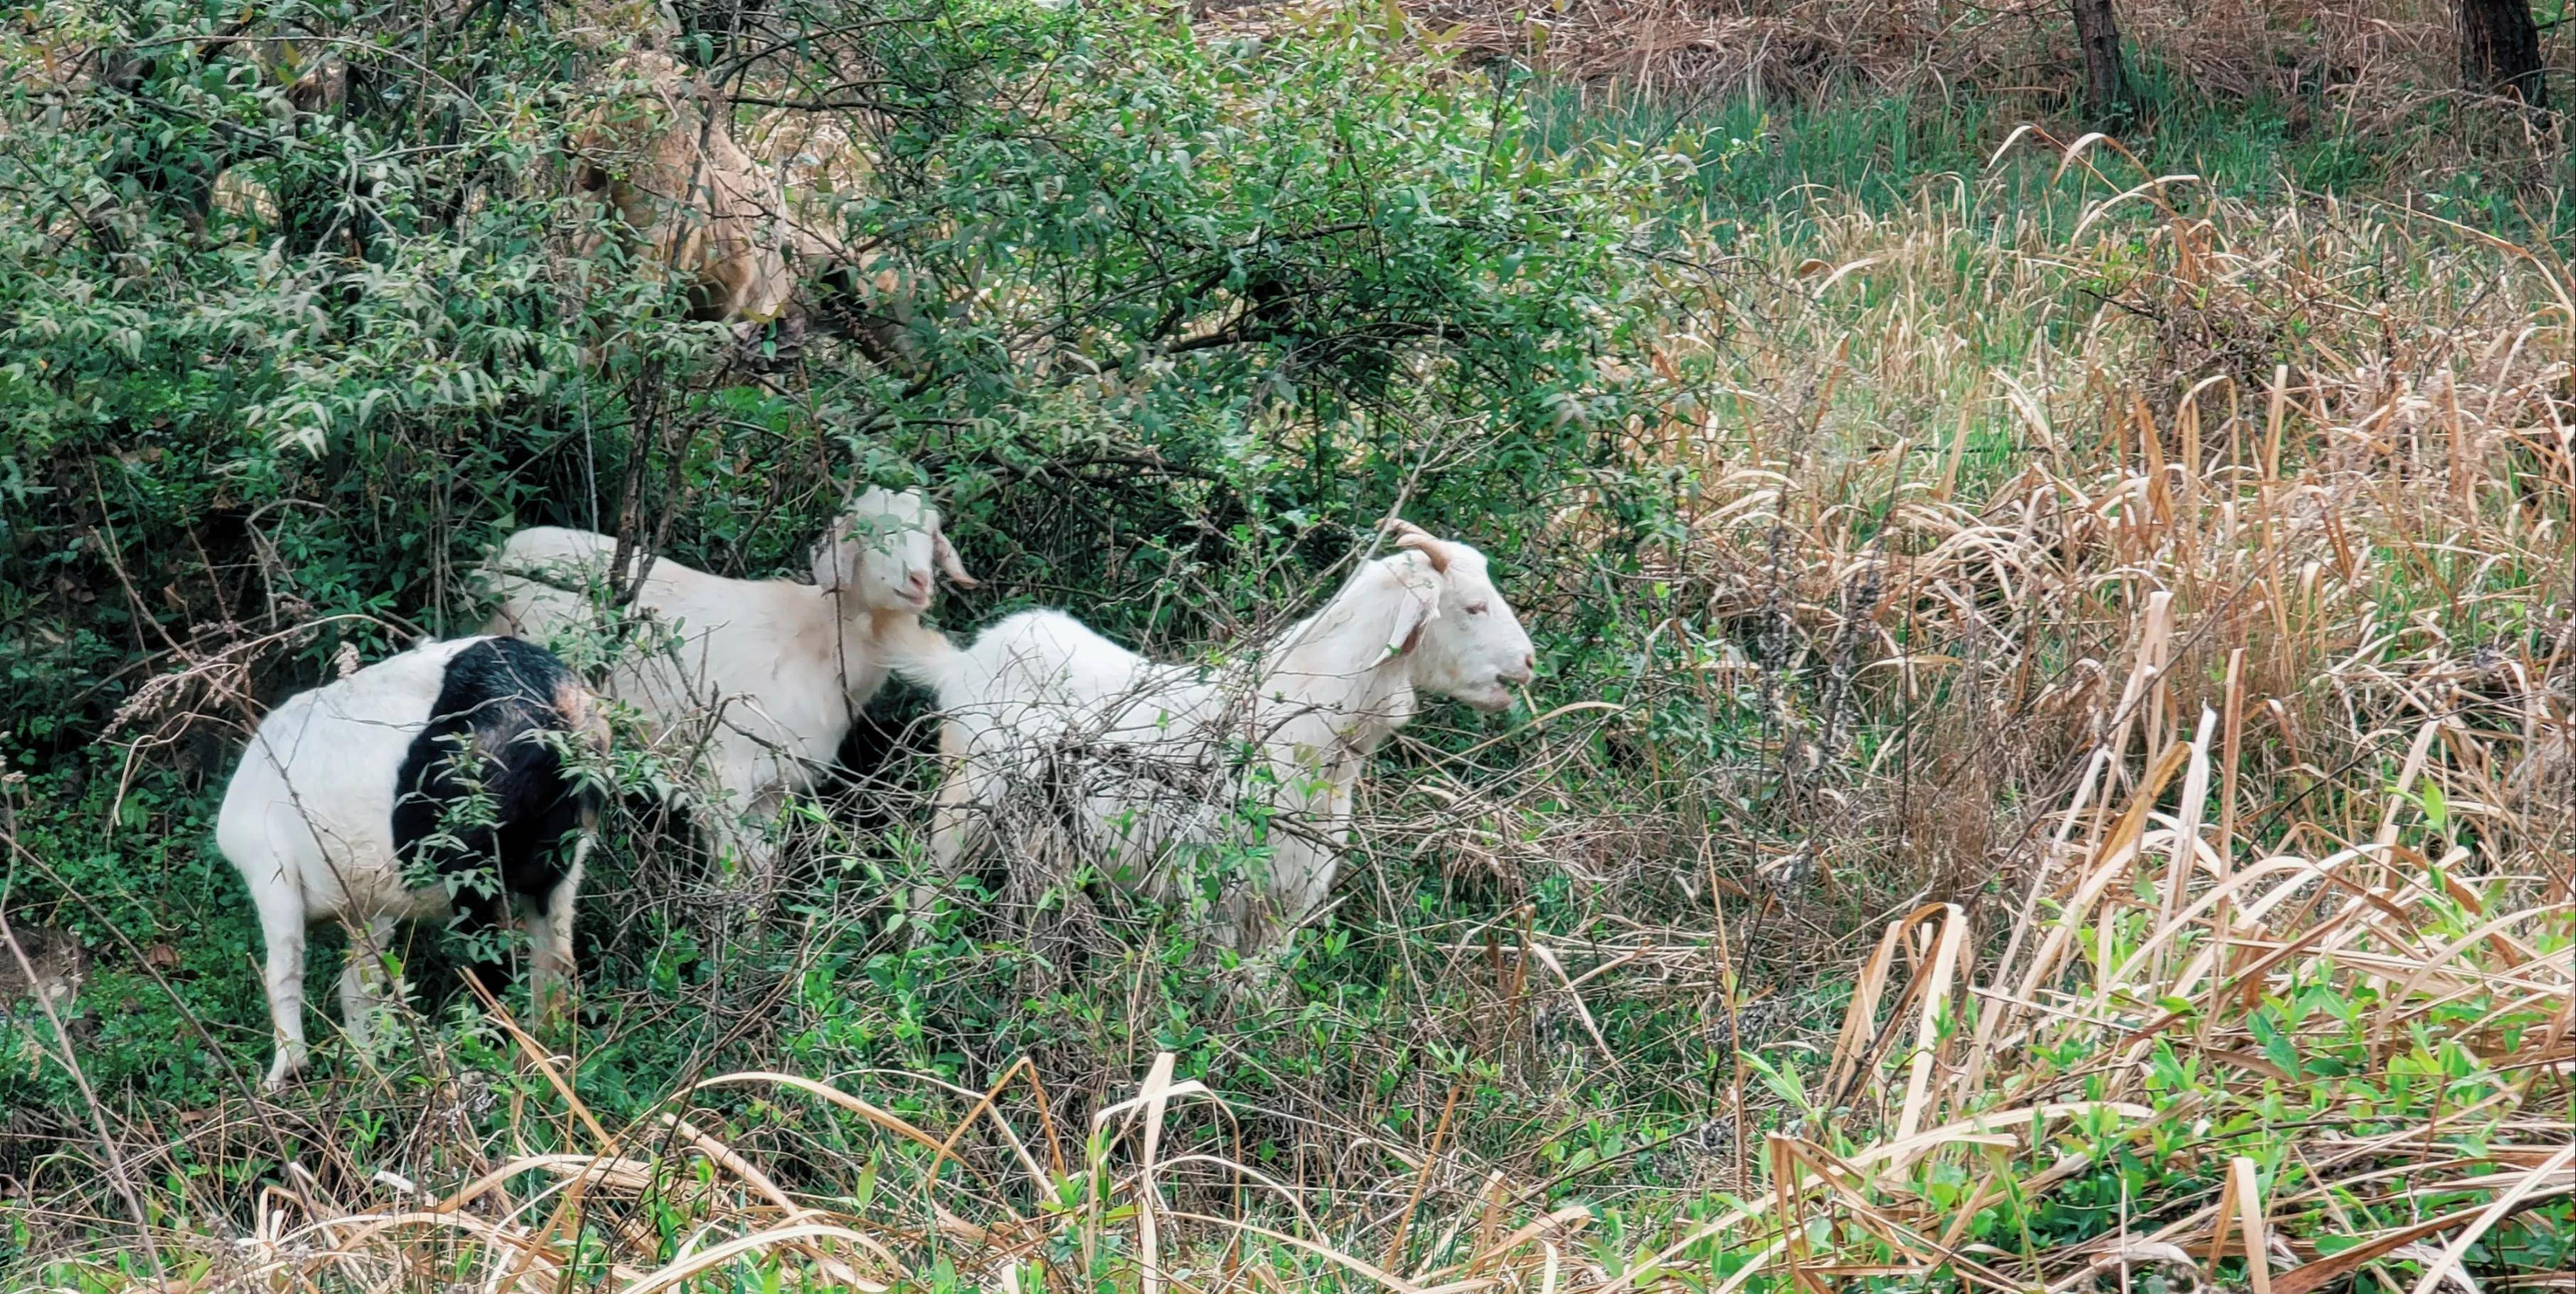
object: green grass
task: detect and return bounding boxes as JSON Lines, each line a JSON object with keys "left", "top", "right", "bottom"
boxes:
{"left": 1524, "top": 60, "right": 2573, "bottom": 236}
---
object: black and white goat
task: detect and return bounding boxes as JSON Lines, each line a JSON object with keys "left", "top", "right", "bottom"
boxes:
{"left": 217, "top": 636, "right": 607, "bottom": 1088}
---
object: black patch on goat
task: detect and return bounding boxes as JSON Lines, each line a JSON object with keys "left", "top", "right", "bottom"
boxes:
{"left": 830, "top": 679, "right": 938, "bottom": 839}
{"left": 391, "top": 638, "right": 597, "bottom": 935}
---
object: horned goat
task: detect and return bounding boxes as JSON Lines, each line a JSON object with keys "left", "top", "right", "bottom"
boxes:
{"left": 217, "top": 636, "right": 607, "bottom": 1089}
{"left": 482, "top": 488, "right": 974, "bottom": 884}
{"left": 894, "top": 521, "right": 1535, "bottom": 957}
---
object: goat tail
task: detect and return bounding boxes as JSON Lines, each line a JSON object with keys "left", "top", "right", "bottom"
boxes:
{"left": 543, "top": 679, "right": 612, "bottom": 846}
{"left": 878, "top": 619, "right": 965, "bottom": 697}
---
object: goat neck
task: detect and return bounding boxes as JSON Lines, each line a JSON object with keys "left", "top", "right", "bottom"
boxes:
{"left": 1256, "top": 577, "right": 1421, "bottom": 764}
{"left": 800, "top": 587, "right": 902, "bottom": 704}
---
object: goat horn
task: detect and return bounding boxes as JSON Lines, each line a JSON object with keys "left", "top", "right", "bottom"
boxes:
{"left": 934, "top": 529, "right": 980, "bottom": 589}
{"left": 1382, "top": 518, "right": 1451, "bottom": 573}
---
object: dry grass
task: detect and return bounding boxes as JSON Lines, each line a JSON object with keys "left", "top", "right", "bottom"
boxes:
{"left": 1616, "top": 131, "right": 2572, "bottom": 849}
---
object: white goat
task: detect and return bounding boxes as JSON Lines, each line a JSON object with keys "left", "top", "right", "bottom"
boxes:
{"left": 217, "top": 636, "right": 607, "bottom": 1089}
{"left": 894, "top": 521, "right": 1535, "bottom": 956}
{"left": 482, "top": 488, "right": 974, "bottom": 882}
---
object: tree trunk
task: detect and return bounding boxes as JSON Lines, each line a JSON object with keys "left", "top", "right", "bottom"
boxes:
{"left": 2071, "top": 0, "right": 2130, "bottom": 126}
{"left": 2457, "top": 0, "right": 2547, "bottom": 107}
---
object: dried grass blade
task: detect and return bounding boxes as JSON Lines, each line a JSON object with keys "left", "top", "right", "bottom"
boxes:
{"left": 2162, "top": 707, "right": 2217, "bottom": 940}
{"left": 2233, "top": 1157, "right": 2273, "bottom": 1294}
{"left": 2404, "top": 1145, "right": 2576, "bottom": 1294}
{"left": 1826, "top": 919, "right": 1909, "bottom": 1103}
{"left": 1527, "top": 940, "right": 1620, "bottom": 1070}
{"left": 2272, "top": 1205, "right": 2504, "bottom": 1294}
{"left": 687, "top": 1071, "right": 950, "bottom": 1154}
{"left": 1137, "top": 1052, "right": 1176, "bottom": 1294}
{"left": 461, "top": 972, "right": 610, "bottom": 1148}
{"left": 2015, "top": 740, "right": 2190, "bottom": 1008}
{"left": 618, "top": 1222, "right": 893, "bottom": 1294}
{"left": 1161, "top": 1211, "right": 1422, "bottom": 1292}
{"left": 1893, "top": 903, "right": 1966, "bottom": 1141}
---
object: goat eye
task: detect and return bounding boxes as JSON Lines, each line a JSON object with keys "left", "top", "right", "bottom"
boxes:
{"left": 1465, "top": 603, "right": 1490, "bottom": 616}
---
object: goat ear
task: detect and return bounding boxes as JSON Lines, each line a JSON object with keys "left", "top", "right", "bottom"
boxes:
{"left": 1382, "top": 565, "right": 1441, "bottom": 659}
{"left": 933, "top": 529, "right": 979, "bottom": 588}
{"left": 809, "top": 520, "right": 859, "bottom": 591}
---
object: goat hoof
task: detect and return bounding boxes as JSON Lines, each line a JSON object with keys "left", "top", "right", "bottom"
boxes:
{"left": 264, "top": 1054, "right": 308, "bottom": 1092}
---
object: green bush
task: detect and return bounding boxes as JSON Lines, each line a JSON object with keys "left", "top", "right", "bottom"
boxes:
{"left": 0, "top": 0, "right": 1697, "bottom": 1163}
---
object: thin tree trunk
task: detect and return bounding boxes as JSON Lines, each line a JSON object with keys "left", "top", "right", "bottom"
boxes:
{"left": 2457, "top": 0, "right": 2547, "bottom": 108}
{"left": 2071, "top": 0, "right": 2129, "bottom": 125}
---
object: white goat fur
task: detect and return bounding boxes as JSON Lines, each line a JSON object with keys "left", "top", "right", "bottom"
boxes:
{"left": 899, "top": 523, "right": 1535, "bottom": 955}
{"left": 482, "top": 488, "right": 973, "bottom": 878}
{"left": 217, "top": 636, "right": 602, "bottom": 1089}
